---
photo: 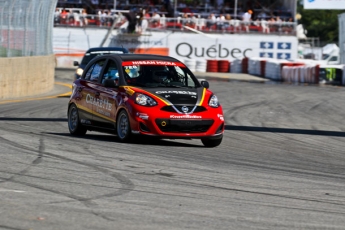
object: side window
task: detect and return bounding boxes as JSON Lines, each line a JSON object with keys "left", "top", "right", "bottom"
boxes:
{"left": 84, "top": 63, "right": 95, "bottom": 80}
{"left": 174, "top": 66, "right": 196, "bottom": 87}
{"left": 84, "top": 59, "right": 106, "bottom": 82}
{"left": 101, "top": 60, "right": 119, "bottom": 85}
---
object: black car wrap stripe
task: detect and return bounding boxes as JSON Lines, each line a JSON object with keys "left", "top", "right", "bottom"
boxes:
{"left": 196, "top": 87, "right": 206, "bottom": 106}
{"left": 142, "top": 87, "right": 205, "bottom": 106}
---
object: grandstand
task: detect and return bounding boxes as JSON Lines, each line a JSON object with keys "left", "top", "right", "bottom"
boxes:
{"left": 55, "top": 0, "right": 296, "bottom": 35}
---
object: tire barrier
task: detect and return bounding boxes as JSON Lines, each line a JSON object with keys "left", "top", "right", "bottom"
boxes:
{"left": 186, "top": 57, "right": 343, "bottom": 86}
{"left": 282, "top": 64, "right": 319, "bottom": 84}
{"left": 218, "top": 60, "right": 230, "bottom": 73}
{"left": 185, "top": 59, "right": 196, "bottom": 72}
{"left": 196, "top": 60, "right": 207, "bottom": 72}
{"left": 248, "top": 57, "right": 264, "bottom": 76}
{"left": 230, "top": 59, "right": 242, "bottom": 73}
{"left": 206, "top": 60, "right": 219, "bottom": 72}
{"left": 260, "top": 60, "right": 266, "bottom": 77}
{"left": 242, "top": 57, "right": 249, "bottom": 73}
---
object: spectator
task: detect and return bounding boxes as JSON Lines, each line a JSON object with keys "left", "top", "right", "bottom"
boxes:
{"left": 73, "top": 10, "right": 81, "bottom": 26}
{"left": 216, "top": 13, "right": 225, "bottom": 31}
{"left": 261, "top": 18, "right": 270, "bottom": 33}
{"left": 99, "top": 10, "right": 107, "bottom": 27}
{"left": 206, "top": 13, "right": 216, "bottom": 30}
{"left": 242, "top": 9, "right": 253, "bottom": 32}
{"left": 123, "top": 10, "right": 137, "bottom": 33}
{"left": 195, "top": 14, "right": 205, "bottom": 30}
{"left": 60, "top": 9, "right": 68, "bottom": 24}
{"left": 223, "top": 14, "right": 231, "bottom": 31}
{"left": 152, "top": 11, "right": 161, "bottom": 27}
{"left": 54, "top": 8, "right": 60, "bottom": 24}
{"left": 137, "top": 12, "right": 149, "bottom": 34}
{"left": 81, "top": 9, "right": 88, "bottom": 26}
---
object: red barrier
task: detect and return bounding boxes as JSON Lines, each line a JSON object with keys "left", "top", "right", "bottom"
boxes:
{"left": 315, "top": 65, "right": 320, "bottom": 83}
{"left": 218, "top": 60, "right": 230, "bottom": 73}
{"left": 260, "top": 60, "right": 266, "bottom": 77}
{"left": 207, "top": 60, "right": 218, "bottom": 72}
{"left": 242, "top": 57, "right": 249, "bottom": 73}
{"left": 293, "top": 62, "right": 305, "bottom": 67}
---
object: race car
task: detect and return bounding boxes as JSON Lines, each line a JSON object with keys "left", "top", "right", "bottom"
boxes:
{"left": 67, "top": 54, "right": 224, "bottom": 147}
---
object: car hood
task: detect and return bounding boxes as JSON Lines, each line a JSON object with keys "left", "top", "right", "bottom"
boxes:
{"left": 143, "top": 87, "right": 205, "bottom": 105}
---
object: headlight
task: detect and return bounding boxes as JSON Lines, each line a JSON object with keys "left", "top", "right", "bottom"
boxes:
{"left": 76, "top": 68, "right": 83, "bottom": 77}
{"left": 209, "top": 95, "right": 219, "bottom": 108}
{"left": 135, "top": 93, "right": 157, "bottom": 106}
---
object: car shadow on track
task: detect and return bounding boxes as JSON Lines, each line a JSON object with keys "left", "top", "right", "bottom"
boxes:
{"left": 226, "top": 125, "right": 345, "bottom": 137}
{"left": 47, "top": 132, "right": 203, "bottom": 147}
{"left": 0, "top": 117, "right": 67, "bottom": 122}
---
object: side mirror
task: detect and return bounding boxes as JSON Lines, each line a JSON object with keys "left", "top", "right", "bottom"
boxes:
{"left": 103, "top": 79, "right": 117, "bottom": 88}
{"left": 200, "top": 80, "right": 209, "bottom": 89}
{"left": 73, "top": 61, "right": 79, "bottom": 66}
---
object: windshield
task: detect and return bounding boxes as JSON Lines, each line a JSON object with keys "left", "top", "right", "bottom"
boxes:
{"left": 122, "top": 60, "right": 199, "bottom": 88}
{"left": 81, "top": 50, "right": 126, "bottom": 65}
{"left": 322, "top": 54, "right": 330, "bottom": 60}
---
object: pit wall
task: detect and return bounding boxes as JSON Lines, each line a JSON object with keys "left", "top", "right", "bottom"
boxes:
{"left": 0, "top": 55, "right": 55, "bottom": 100}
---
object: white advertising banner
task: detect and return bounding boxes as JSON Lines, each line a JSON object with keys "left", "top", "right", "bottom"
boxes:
{"left": 166, "top": 32, "right": 298, "bottom": 61}
{"left": 304, "top": 0, "right": 345, "bottom": 9}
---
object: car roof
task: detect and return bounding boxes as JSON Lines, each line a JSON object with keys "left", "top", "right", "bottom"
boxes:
{"left": 113, "top": 54, "right": 181, "bottom": 62}
{"left": 86, "top": 47, "right": 129, "bottom": 53}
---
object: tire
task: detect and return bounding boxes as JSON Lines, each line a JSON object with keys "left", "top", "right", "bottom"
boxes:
{"left": 116, "top": 110, "right": 132, "bottom": 142}
{"left": 68, "top": 104, "right": 87, "bottom": 136}
{"left": 201, "top": 136, "right": 222, "bottom": 147}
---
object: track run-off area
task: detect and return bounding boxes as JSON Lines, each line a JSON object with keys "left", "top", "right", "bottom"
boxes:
{"left": 1, "top": 69, "right": 345, "bottom": 230}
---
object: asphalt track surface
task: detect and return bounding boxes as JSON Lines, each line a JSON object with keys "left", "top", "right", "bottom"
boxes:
{"left": 1, "top": 69, "right": 345, "bottom": 230}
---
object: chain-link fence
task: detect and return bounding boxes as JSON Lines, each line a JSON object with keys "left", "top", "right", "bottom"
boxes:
{"left": 0, "top": 0, "right": 57, "bottom": 57}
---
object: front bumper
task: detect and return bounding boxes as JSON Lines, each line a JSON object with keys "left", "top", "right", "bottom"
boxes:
{"left": 131, "top": 109, "right": 225, "bottom": 139}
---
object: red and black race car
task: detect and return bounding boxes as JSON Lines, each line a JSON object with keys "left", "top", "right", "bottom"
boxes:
{"left": 67, "top": 54, "right": 224, "bottom": 147}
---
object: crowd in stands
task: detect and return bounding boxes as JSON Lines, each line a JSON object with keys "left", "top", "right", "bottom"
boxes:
{"left": 55, "top": 0, "right": 296, "bottom": 35}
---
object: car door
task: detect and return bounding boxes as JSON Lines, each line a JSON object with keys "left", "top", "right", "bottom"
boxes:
{"left": 77, "top": 58, "right": 107, "bottom": 126}
{"left": 92, "top": 58, "right": 120, "bottom": 129}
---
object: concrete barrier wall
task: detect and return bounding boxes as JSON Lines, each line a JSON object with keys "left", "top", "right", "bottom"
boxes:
{"left": 0, "top": 55, "right": 55, "bottom": 100}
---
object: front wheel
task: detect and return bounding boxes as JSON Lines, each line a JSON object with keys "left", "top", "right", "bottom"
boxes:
{"left": 116, "top": 110, "right": 132, "bottom": 142}
{"left": 201, "top": 136, "right": 222, "bottom": 147}
{"left": 68, "top": 104, "right": 87, "bottom": 136}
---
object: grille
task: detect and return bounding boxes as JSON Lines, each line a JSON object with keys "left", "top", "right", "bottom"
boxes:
{"left": 155, "top": 119, "right": 214, "bottom": 133}
{"left": 161, "top": 106, "right": 206, "bottom": 113}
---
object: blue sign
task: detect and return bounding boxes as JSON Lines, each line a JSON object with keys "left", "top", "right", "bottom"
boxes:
{"left": 278, "top": 42, "right": 291, "bottom": 50}
{"left": 260, "top": 42, "right": 274, "bottom": 49}
{"left": 260, "top": 52, "right": 273, "bottom": 58}
{"left": 277, "top": 53, "right": 291, "bottom": 59}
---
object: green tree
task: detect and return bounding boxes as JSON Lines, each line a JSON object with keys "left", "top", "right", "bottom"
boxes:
{"left": 297, "top": 3, "right": 345, "bottom": 43}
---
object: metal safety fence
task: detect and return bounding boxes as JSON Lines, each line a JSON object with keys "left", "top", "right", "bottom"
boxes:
{"left": 0, "top": 0, "right": 57, "bottom": 57}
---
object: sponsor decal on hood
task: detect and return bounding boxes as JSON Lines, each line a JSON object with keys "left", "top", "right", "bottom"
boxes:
{"left": 146, "top": 88, "right": 200, "bottom": 105}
